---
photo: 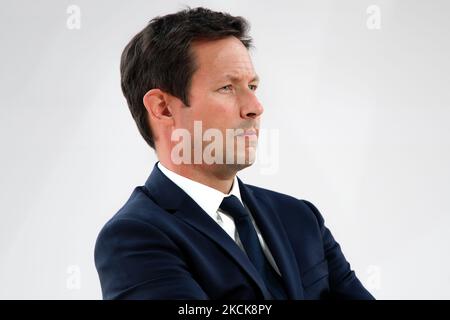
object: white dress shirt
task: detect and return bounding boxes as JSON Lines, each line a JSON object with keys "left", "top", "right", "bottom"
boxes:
{"left": 157, "top": 162, "right": 281, "bottom": 275}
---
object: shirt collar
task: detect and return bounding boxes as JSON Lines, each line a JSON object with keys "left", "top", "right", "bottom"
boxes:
{"left": 157, "top": 162, "right": 243, "bottom": 220}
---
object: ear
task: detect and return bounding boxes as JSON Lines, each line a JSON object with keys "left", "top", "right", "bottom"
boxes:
{"left": 143, "top": 89, "right": 174, "bottom": 124}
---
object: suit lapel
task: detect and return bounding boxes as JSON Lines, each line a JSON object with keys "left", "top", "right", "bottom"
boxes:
{"left": 237, "top": 178, "right": 305, "bottom": 299}
{"left": 143, "top": 164, "right": 272, "bottom": 299}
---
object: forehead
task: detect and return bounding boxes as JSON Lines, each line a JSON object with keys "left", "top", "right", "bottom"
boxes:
{"left": 190, "top": 36, "right": 256, "bottom": 81}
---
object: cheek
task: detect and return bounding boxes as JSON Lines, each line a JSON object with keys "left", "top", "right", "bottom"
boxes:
{"left": 192, "top": 95, "right": 237, "bottom": 124}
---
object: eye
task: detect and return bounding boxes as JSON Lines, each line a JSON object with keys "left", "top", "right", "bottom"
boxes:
{"left": 218, "top": 85, "right": 233, "bottom": 92}
{"left": 249, "top": 84, "right": 258, "bottom": 91}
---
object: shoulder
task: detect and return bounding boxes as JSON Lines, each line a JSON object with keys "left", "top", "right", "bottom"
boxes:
{"left": 244, "top": 183, "right": 325, "bottom": 226}
{"left": 94, "top": 186, "right": 174, "bottom": 251}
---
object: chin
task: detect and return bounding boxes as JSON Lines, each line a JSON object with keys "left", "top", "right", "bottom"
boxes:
{"left": 232, "top": 151, "right": 257, "bottom": 170}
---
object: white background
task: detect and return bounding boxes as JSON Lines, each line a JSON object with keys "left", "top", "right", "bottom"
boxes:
{"left": 1, "top": 0, "right": 449, "bottom": 299}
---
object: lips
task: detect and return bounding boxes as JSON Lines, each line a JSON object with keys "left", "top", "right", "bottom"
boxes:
{"left": 236, "top": 129, "right": 257, "bottom": 136}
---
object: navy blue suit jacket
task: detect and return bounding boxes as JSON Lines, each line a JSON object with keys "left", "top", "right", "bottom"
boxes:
{"left": 94, "top": 163, "right": 374, "bottom": 300}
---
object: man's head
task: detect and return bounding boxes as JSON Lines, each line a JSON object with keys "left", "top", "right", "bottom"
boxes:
{"left": 121, "top": 7, "right": 263, "bottom": 176}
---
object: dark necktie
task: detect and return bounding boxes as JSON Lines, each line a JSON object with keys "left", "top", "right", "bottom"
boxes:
{"left": 219, "top": 195, "right": 287, "bottom": 299}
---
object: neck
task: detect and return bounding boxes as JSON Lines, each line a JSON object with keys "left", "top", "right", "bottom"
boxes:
{"left": 159, "top": 161, "right": 236, "bottom": 194}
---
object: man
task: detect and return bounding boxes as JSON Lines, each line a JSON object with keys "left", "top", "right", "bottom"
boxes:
{"left": 94, "top": 7, "right": 374, "bottom": 300}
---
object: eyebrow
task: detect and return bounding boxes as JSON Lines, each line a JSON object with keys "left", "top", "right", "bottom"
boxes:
{"left": 222, "top": 74, "right": 260, "bottom": 83}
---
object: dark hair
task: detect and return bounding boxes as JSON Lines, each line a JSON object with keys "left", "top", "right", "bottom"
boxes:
{"left": 120, "top": 7, "right": 253, "bottom": 150}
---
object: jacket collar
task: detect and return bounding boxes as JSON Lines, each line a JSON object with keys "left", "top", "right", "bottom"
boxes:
{"left": 156, "top": 162, "right": 243, "bottom": 223}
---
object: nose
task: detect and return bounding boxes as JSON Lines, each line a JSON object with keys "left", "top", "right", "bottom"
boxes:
{"left": 240, "top": 90, "right": 264, "bottom": 120}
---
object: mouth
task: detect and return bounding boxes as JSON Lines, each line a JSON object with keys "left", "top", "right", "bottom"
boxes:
{"left": 235, "top": 129, "right": 258, "bottom": 137}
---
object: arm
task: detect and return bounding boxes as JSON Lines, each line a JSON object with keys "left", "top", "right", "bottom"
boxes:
{"left": 94, "top": 218, "right": 209, "bottom": 299}
{"left": 303, "top": 200, "right": 375, "bottom": 300}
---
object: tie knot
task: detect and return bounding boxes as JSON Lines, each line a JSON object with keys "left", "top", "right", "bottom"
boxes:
{"left": 219, "top": 195, "right": 249, "bottom": 221}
